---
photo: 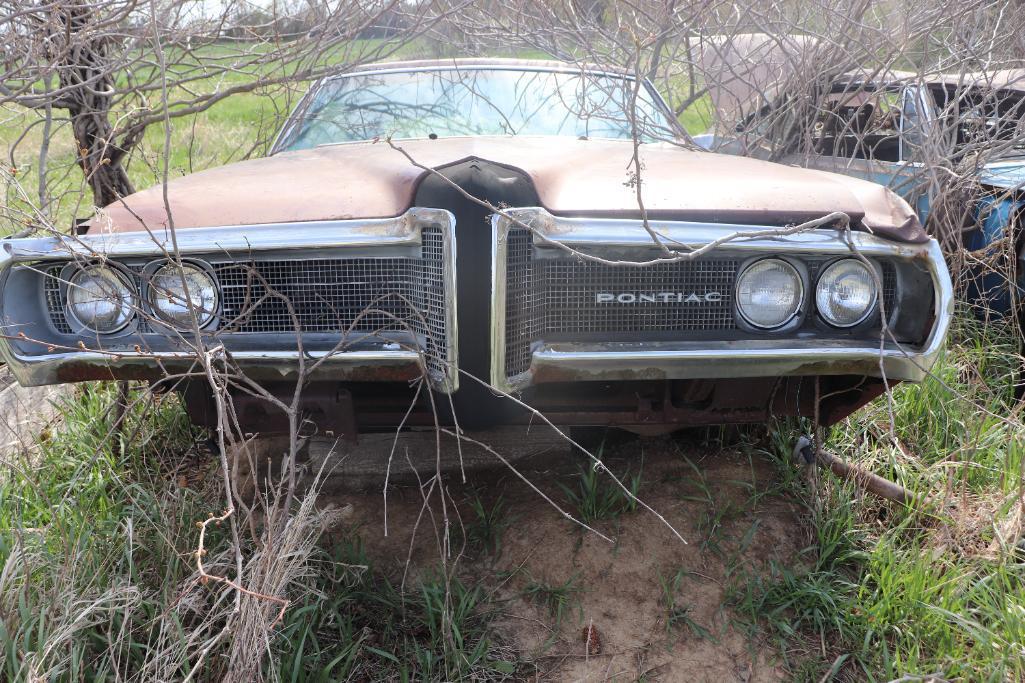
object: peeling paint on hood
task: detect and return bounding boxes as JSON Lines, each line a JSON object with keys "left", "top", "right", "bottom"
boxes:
{"left": 94, "top": 135, "right": 926, "bottom": 243}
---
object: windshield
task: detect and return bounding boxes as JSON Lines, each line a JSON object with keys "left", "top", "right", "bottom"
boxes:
{"left": 276, "top": 68, "right": 675, "bottom": 151}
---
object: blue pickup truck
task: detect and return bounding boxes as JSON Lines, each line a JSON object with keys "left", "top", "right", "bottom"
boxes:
{"left": 696, "top": 66, "right": 1025, "bottom": 314}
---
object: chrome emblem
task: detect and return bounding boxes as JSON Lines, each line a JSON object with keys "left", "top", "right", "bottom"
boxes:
{"left": 595, "top": 292, "right": 724, "bottom": 304}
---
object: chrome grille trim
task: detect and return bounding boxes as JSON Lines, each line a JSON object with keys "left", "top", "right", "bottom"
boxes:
{"left": 491, "top": 207, "right": 952, "bottom": 393}
{"left": 8, "top": 212, "right": 435, "bottom": 261}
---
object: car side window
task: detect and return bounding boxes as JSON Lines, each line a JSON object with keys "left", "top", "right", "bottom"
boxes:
{"left": 811, "top": 89, "right": 903, "bottom": 163}
{"left": 930, "top": 83, "right": 1025, "bottom": 156}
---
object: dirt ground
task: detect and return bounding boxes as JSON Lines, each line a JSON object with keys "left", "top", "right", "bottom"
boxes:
{"left": 320, "top": 428, "right": 805, "bottom": 682}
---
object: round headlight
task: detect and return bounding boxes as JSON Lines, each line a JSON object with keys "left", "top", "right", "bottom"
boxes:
{"left": 66, "top": 265, "right": 137, "bottom": 334}
{"left": 736, "top": 259, "right": 804, "bottom": 329}
{"left": 147, "top": 262, "right": 218, "bottom": 329}
{"left": 815, "top": 259, "right": 878, "bottom": 327}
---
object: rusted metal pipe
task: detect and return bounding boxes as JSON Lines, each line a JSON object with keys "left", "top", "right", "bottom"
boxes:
{"left": 793, "top": 435, "right": 919, "bottom": 506}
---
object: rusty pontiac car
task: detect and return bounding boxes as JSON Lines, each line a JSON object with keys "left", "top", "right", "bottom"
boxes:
{"left": 0, "top": 59, "right": 952, "bottom": 437}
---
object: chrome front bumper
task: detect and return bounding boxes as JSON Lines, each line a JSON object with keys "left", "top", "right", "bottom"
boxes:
{"left": 490, "top": 208, "right": 952, "bottom": 393}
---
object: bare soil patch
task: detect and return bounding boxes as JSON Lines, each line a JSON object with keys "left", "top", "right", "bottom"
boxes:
{"left": 321, "top": 430, "right": 803, "bottom": 681}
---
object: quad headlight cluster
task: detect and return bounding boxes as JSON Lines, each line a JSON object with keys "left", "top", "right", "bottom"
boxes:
{"left": 736, "top": 257, "right": 878, "bottom": 330}
{"left": 65, "top": 261, "right": 218, "bottom": 334}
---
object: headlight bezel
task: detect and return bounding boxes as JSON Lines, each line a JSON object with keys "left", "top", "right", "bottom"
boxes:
{"left": 62, "top": 262, "right": 139, "bottom": 335}
{"left": 143, "top": 259, "right": 220, "bottom": 330}
{"left": 734, "top": 257, "right": 808, "bottom": 331}
{"left": 814, "top": 258, "right": 880, "bottom": 329}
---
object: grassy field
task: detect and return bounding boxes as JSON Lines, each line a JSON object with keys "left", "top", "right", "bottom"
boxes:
{"left": 750, "top": 314, "right": 1025, "bottom": 680}
{"left": 2, "top": 42, "right": 1025, "bottom": 681}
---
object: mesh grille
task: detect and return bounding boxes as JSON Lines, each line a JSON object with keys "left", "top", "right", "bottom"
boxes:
{"left": 215, "top": 225, "right": 448, "bottom": 376}
{"left": 419, "top": 226, "right": 449, "bottom": 374}
{"left": 37, "top": 227, "right": 450, "bottom": 379}
{"left": 43, "top": 266, "right": 72, "bottom": 334}
{"left": 536, "top": 259, "right": 738, "bottom": 334}
{"left": 216, "top": 259, "right": 421, "bottom": 333}
{"left": 504, "top": 229, "right": 738, "bottom": 377}
{"left": 881, "top": 261, "right": 897, "bottom": 319}
{"left": 504, "top": 229, "right": 541, "bottom": 378}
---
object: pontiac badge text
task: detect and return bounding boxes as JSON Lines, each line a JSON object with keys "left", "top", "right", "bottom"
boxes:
{"left": 595, "top": 292, "right": 724, "bottom": 304}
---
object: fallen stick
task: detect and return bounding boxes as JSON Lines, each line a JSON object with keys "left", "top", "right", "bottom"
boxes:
{"left": 793, "top": 435, "right": 920, "bottom": 507}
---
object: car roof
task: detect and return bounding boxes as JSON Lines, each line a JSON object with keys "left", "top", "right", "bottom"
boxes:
{"left": 838, "top": 67, "right": 1025, "bottom": 92}
{"left": 340, "top": 57, "right": 634, "bottom": 77}
{"left": 693, "top": 33, "right": 1025, "bottom": 126}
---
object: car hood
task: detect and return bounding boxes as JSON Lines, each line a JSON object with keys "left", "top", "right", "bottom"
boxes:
{"left": 94, "top": 136, "right": 925, "bottom": 243}
{"left": 979, "top": 158, "right": 1025, "bottom": 192}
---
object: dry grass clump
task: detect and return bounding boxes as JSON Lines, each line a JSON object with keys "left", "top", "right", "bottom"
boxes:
{"left": 0, "top": 384, "right": 520, "bottom": 682}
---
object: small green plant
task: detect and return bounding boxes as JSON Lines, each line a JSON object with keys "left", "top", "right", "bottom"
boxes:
{"left": 274, "top": 541, "right": 517, "bottom": 681}
{"left": 559, "top": 459, "right": 642, "bottom": 524}
{"left": 658, "top": 569, "right": 715, "bottom": 641}
{"left": 523, "top": 573, "right": 584, "bottom": 626}
{"left": 679, "top": 457, "right": 745, "bottom": 558}
{"left": 464, "top": 493, "right": 513, "bottom": 559}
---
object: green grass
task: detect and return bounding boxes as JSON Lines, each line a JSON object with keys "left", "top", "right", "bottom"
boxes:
{"left": 727, "top": 314, "right": 1025, "bottom": 681}
{"left": 275, "top": 544, "right": 515, "bottom": 681}
{"left": 523, "top": 573, "right": 584, "bottom": 627}
{"left": 463, "top": 492, "right": 514, "bottom": 560}
{"left": 679, "top": 96, "right": 714, "bottom": 135}
{"left": 659, "top": 569, "right": 716, "bottom": 640}
{"left": 0, "top": 384, "right": 202, "bottom": 680}
{"left": 0, "top": 383, "right": 518, "bottom": 681}
{"left": 558, "top": 457, "right": 642, "bottom": 525}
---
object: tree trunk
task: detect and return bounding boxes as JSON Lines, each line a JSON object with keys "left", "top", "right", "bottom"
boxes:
{"left": 51, "top": 2, "right": 135, "bottom": 208}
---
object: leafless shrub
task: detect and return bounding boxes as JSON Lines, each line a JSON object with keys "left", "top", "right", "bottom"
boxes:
{"left": 3, "top": 0, "right": 1025, "bottom": 679}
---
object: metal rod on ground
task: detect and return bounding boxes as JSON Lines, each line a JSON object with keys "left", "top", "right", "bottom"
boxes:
{"left": 793, "top": 435, "right": 919, "bottom": 507}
